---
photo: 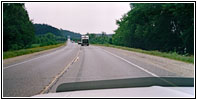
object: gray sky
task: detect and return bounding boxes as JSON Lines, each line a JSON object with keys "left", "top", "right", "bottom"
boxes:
{"left": 25, "top": 2, "right": 131, "bottom": 34}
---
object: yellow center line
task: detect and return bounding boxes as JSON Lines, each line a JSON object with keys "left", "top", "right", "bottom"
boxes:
{"left": 39, "top": 49, "right": 80, "bottom": 94}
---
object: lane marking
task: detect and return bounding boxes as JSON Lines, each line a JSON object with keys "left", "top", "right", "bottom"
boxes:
{"left": 39, "top": 49, "right": 80, "bottom": 94}
{"left": 74, "top": 57, "right": 79, "bottom": 63}
{"left": 100, "top": 47, "right": 177, "bottom": 86}
{"left": 102, "top": 49, "right": 159, "bottom": 77}
{"left": 3, "top": 45, "right": 67, "bottom": 70}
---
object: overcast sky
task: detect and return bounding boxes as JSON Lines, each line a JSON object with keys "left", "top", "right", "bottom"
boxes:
{"left": 25, "top": 2, "right": 131, "bottom": 34}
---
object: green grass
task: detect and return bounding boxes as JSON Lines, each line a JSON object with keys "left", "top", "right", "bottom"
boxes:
{"left": 31, "top": 44, "right": 41, "bottom": 48}
{"left": 94, "top": 44, "right": 194, "bottom": 64}
{"left": 3, "top": 43, "right": 66, "bottom": 59}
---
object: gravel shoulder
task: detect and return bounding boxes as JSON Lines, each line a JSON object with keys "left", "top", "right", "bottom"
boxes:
{"left": 98, "top": 46, "right": 194, "bottom": 77}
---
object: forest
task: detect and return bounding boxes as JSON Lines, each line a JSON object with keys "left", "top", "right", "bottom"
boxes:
{"left": 87, "top": 3, "right": 194, "bottom": 55}
{"left": 3, "top": 3, "right": 35, "bottom": 51}
{"left": 112, "top": 3, "right": 194, "bottom": 55}
{"left": 3, "top": 3, "right": 80, "bottom": 51}
{"left": 33, "top": 24, "right": 81, "bottom": 47}
{"left": 87, "top": 32, "right": 112, "bottom": 44}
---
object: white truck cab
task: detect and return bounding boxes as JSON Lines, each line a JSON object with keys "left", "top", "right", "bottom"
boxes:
{"left": 81, "top": 35, "right": 89, "bottom": 46}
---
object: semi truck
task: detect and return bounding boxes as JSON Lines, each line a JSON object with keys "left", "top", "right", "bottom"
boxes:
{"left": 81, "top": 35, "right": 89, "bottom": 46}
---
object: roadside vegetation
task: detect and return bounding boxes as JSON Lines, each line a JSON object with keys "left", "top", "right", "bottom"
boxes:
{"left": 112, "top": 3, "right": 194, "bottom": 55}
{"left": 3, "top": 43, "right": 65, "bottom": 59}
{"left": 94, "top": 44, "right": 194, "bottom": 63}
{"left": 3, "top": 3, "right": 80, "bottom": 59}
{"left": 87, "top": 32, "right": 112, "bottom": 44}
{"left": 88, "top": 3, "right": 194, "bottom": 64}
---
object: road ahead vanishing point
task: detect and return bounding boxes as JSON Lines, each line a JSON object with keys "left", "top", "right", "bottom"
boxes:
{"left": 3, "top": 39, "right": 193, "bottom": 97}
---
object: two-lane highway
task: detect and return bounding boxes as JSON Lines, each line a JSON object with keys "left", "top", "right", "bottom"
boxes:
{"left": 3, "top": 40, "right": 183, "bottom": 97}
{"left": 48, "top": 44, "right": 178, "bottom": 93}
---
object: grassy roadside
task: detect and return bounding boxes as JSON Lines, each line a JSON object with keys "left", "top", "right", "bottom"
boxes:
{"left": 94, "top": 44, "right": 194, "bottom": 64}
{"left": 3, "top": 43, "right": 66, "bottom": 59}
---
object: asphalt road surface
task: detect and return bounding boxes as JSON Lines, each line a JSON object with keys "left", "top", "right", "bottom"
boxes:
{"left": 3, "top": 39, "right": 179, "bottom": 97}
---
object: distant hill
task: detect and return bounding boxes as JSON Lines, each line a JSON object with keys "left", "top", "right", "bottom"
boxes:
{"left": 60, "top": 30, "right": 81, "bottom": 39}
{"left": 34, "top": 24, "right": 62, "bottom": 36}
{"left": 34, "top": 24, "right": 81, "bottom": 39}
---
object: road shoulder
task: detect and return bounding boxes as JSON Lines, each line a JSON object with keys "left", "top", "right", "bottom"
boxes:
{"left": 96, "top": 45, "right": 194, "bottom": 77}
{"left": 3, "top": 45, "right": 65, "bottom": 66}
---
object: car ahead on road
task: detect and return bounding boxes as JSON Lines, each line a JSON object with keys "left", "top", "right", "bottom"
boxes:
{"left": 34, "top": 77, "right": 194, "bottom": 97}
{"left": 78, "top": 41, "right": 81, "bottom": 45}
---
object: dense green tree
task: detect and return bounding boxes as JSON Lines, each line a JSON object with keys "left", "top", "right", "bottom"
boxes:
{"left": 3, "top": 3, "right": 35, "bottom": 51}
{"left": 113, "top": 3, "right": 194, "bottom": 54}
{"left": 88, "top": 32, "right": 111, "bottom": 44}
{"left": 34, "top": 33, "right": 67, "bottom": 46}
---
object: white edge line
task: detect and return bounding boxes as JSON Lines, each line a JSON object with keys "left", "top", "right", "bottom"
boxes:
{"left": 3, "top": 46, "right": 66, "bottom": 70}
{"left": 102, "top": 49, "right": 159, "bottom": 77}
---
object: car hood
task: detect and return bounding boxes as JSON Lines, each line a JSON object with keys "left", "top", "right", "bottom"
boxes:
{"left": 34, "top": 77, "right": 194, "bottom": 97}
{"left": 34, "top": 86, "right": 194, "bottom": 97}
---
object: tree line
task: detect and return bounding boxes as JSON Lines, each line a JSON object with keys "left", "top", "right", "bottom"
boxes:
{"left": 87, "top": 32, "right": 112, "bottom": 44}
{"left": 87, "top": 3, "right": 194, "bottom": 55}
{"left": 3, "top": 3, "right": 35, "bottom": 51}
{"left": 112, "top": 3, "right": 194, "bottom": 55}
{"left": 3, "top": 3, "right": 80, "bottom": 51}
{"left": 32, "top": 24, "right": 67, "bottom": 47}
